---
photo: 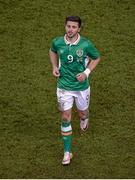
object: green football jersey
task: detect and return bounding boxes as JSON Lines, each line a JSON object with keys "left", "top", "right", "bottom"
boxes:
{"left": 51, "top": 34, "right": 100, "bottom": 91}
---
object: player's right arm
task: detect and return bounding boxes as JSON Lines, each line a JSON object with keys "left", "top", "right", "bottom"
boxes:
{"left": 49, "top": 49, "right": 60, "bottom": 77}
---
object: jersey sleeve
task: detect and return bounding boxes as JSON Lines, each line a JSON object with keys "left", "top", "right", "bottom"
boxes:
{"left": 87, "top": 40, "right": 100, "bottom": 60}
{"left": 50, "top": 38, "right": 57, "bottom": 53}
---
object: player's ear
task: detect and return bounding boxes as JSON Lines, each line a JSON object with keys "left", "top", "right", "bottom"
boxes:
{"left": 78, "top": 27, "right": 81, "bottom": 32}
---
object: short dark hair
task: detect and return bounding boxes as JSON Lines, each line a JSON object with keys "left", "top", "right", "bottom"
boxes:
{"left": 65, "top": 16, "right": 81, "bottom": 28}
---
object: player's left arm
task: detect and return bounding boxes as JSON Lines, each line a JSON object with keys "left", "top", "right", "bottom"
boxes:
{"left": 87, "top": 57, "right": 100, "bottom": 72}
{"left": 76, "top": 57, "right": 100, "bottom": 82}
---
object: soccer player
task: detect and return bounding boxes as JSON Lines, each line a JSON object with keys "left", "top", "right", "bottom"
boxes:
{"left": 49, "top": 16, "right": 100, "bottom": 165}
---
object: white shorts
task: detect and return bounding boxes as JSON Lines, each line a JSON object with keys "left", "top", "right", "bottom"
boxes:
{"left": 56, "top": 87, "right": 90, "bottom": 111}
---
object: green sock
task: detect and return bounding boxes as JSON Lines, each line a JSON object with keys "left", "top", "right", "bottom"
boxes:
{"left": 61, "top": 120, "right": 72, "bottom": 152}
{"left": 63, "top": 135, "right": 72, "bottom": 152}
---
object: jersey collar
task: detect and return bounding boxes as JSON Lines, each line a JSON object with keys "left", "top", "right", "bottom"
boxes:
{"left": 64, "top": 33, "right": 80, "bottom": 45}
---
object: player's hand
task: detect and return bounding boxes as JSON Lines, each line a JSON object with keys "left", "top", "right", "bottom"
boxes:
{"left": 53, "top": 67, "right": 60, "bottom": 77}
{"left": 76, "top": 73, "right": 87, "bottom": 82}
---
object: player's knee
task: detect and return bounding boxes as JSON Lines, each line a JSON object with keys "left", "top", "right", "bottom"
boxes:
{"left": 61, "top": 111, "right": 71, "bottom": 121}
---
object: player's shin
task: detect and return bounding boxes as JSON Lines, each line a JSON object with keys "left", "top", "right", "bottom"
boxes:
{"left": 79, "top": 109, "right": 89, "bottom": 131}
{"left": 61, "top": 119, "right": 72, "bottom": 153}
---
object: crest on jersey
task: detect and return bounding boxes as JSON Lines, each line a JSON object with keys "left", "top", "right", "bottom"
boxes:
{"left": 76, "top": 49, "right": 83, "bottom": 57}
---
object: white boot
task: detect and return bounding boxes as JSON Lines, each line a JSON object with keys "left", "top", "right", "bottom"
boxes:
{"left": 62, "top": 152, "right": 73, "bottom": 165}
{"left": 80, "top": 118, "right": 89, "bottom": 131}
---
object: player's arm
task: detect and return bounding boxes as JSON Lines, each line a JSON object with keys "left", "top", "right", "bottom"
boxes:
{"left": 49, "top": 49, "right": 60, "bottom": 77}
{"left": 77, "top": 39, "right": 100, "bottom": 82}
{"left": 86, "top": 57, "right": 100, "bottom": 73}
{"left": 76, "top": 57, "right": 100, "bottom": 82}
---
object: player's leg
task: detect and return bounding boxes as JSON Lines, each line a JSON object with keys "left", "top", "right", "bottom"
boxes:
{"left": 57, "top": 88, "right": 74, "bottom": 165}
{"left": 75, "top": 87, "right": 90, "bottom": 131}
{"left": 78, "top": 109, "right": 89, "bottom": 131}
{"left": 61, "top": 109, "right": 73, "bottom": 165}
{"left": 61, "top": 110, "right": 72, "bottom": 153}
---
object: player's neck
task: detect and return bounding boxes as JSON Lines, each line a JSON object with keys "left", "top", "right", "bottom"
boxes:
{"left": 65, "top": 33, "right": 79, "bottom": 44}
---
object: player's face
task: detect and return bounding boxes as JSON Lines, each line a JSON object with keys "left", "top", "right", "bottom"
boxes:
{"left": 65, "top": 21, "right": 80, "bottom": 38}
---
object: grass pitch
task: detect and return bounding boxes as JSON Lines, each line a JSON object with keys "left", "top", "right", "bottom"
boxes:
{"left": 0, "top": 0, "right": 135, "bottom": 178}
